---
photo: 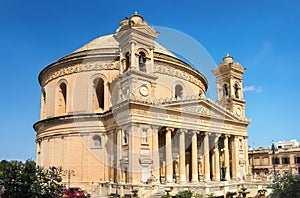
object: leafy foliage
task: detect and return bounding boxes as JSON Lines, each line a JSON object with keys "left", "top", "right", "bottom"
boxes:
{"left": 0, "top": 159, "right": 63, "bottom": 198}
{"left": 269, "top": 173, "right": 300, "bottom": 198}
{"left": 175, "top": 189, "right": 193, "bottom": 198}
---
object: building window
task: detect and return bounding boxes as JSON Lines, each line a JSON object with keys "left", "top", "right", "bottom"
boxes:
{"left": 58, "top": 82, "right": 67, "bottom": 115}
{"left": 272, "top": 157, "right": 280, "bottom": 165}
{"left": 282, "top": 157, "right": 290, "bottom": 165}
{"left": 223, "top": 84, "right": 228, "bottom": 96}
{"left": 41, "top": 89, "right": 46, "bottom": 118}
{"left": 234, "top": 83, "right": 239, "bottom": 99}
{"left": 93, "top": 135, "right": 102, "bottom": 148}
{"left": 142, "top": 129, "right": 147, "bottom": 143}
{"left": 175, "top": 85, "right": 183, "bottom": 98}
{"left": 239, "top": 139, "right": 243, "bottom": 150}
{"left": 139, "top": 52, "right": 146, "bottom": 72}
{"left": 125, "top": 52, "right": 130, "bottom": 71}
{"left": 142, "top": 167, "right": 149, "bottom": 184}
{"left": 93, "top": 78, "right": 104, "bottom": 110}
{"left": 295, "top": 157, "right": 300, "bottom": 164}
{"left": 123, "top": 130, "right": 128, "bottom": 144}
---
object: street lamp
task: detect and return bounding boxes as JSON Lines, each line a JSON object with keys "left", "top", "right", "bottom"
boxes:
{"left": 63, "top": 169, "right": 75, "bottom": 198}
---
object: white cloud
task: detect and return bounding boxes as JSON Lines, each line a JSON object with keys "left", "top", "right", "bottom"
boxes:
{"left": 243, "top": 85, "right": 263, "bottom": 93}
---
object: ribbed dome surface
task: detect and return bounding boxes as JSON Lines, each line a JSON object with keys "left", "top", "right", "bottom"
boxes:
{"left": 74, "top": 34, "right": 177, "bottom": 58}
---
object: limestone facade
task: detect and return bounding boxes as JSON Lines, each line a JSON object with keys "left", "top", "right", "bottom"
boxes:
{"left": 34, "top": 13, "right": 251, "bottom": 195}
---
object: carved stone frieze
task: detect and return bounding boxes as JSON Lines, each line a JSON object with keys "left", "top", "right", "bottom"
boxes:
{"left": 40, "top": 58, "right": 120, "bottom": 86}
{"left": 182, "top": 105, "right": 222, "bottom": 119}
{"left": 153, "top": 62, "right": 206, "bottom": 91}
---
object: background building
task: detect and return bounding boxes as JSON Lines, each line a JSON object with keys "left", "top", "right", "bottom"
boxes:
{"left": 34, "top": 13, "right": 251, "bottom": 196}
{"left": 249, "top": 139, "right": 300, "bottom": 181}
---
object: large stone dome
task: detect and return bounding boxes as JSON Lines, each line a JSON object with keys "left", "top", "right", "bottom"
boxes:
{"left": 73, "top": 34, "right": 178, "bottom": 58}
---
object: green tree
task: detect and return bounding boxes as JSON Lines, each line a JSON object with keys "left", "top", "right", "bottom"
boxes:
{"left": 269, "top": 173, "right": 300, "bottom": 198}
{"left": 176, "top": 189, "right": 193, "bottom": 198}
{"left": 0, "top": 159, "right": 63, "bottom": 198}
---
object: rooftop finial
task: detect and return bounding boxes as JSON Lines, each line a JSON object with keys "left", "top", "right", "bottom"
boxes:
{"left": 134, "top": 11, "right": 138, "bottom": 15}
{"left": 223, "top": 53, "right": 233, "bottom": 65}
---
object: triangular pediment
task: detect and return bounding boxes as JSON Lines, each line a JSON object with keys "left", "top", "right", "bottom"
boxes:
{"left": 132, "top": 26, "right": 159, "bottom": 38}
{"left": 163, "top": 97, "right": 246, "bottom": 123}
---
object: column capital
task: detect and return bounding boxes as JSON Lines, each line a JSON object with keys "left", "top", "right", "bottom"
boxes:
{"left": 179, "top": 129, "right": 188, "bottom": 133}
{"left": 165, "top": 127, "right": 174, "bottom": 132}
{"left": 189, "top": 130, "right": 199, "bottom": 135}
{"left": 214, "top": 133, "right": 221, "bottom": 139}
{"left": 151, "top": 125, "right": 160, "bottom": 130}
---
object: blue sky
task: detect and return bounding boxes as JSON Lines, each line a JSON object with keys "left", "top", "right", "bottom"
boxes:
{"left": 0, "top": 0, "right": 299, "bottom": 160}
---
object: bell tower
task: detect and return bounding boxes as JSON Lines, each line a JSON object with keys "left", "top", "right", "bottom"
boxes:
{"left": 114, "top": 12, "right": 159, "bottom": 102}
{"left": 212, "top": 54, "right": 246, "bottom": 118}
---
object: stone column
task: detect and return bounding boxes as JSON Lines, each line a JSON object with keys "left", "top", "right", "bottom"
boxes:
{"left": 179, "top": 130, "right": 186, "bottom": 183}
{"left": 244, "top": 137, "right": 249, "bottom": 177}
{"left": 214, "top": 135, "right": 220, "bottom": 181}
{"left": 231, "top": 136, "right": 240, "bottom": 180}
{"left": 224, "top": 135, "right": 230, "bottom": 181}
{"left": 191, "top": 131, "right": 198, "bottom": 182}
{"left": 165, "top": 128, "right": 173, "bottom": 183}
{"left": 203, "top": 132, "right": 210, "bottom": 181}
{"left": 152, "top": 126, "right": 160, "bottom": 182}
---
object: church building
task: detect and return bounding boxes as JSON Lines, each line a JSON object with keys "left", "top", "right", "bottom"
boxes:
{"left": 34, "top": 13, "right": 251, "bottom": 196}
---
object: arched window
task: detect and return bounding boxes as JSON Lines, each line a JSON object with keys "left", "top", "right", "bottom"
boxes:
{"left": 93, "top": 78, "right": 104, "bottom": 110}
{"left": 58, "top": 82, "right": 67, "bottom": 115}
{"left": 234, "top": 83, "right": 239, "bottom": 99}
{"left": 124, "top": 52, "right": 130, "bottom": 72}
{"left": 41, "top": 89, "right": 46, "bottom": 118}
{"left": 223, "top": 84, "right": 229, "bottom": 97}
{"left": 139, "top": 52, "right": 146, "bottom": 72}
{"left": 93, "top": 135, "right": 102, "bottom": 148}
{"left": 123, "top": 130, "right": 128, "bottom": 144}
{"left": 175, "top": 85, "right": 183, "bottom": 98}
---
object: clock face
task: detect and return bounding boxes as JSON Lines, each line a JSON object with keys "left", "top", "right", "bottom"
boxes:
{"left": 139, "top": 86, "right": 148, "bottom": 96}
